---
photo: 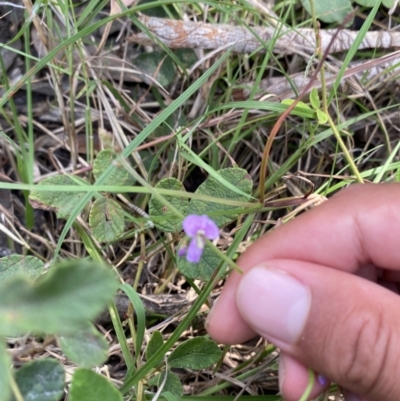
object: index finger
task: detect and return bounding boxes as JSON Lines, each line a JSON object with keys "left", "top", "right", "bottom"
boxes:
{"left": 207, "top": 183, "right": 400, "bottom": 344}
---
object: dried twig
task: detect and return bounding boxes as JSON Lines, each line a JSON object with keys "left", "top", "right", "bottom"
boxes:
{"left": 128, "top": 15, "right": 400, "bottom": 55}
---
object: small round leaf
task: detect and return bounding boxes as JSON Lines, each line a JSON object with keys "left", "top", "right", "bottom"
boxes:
{"left": 93, "top": 150, "right": 131, "bottom": 186}
{"left": 29, "top": 175, "right": 88, "bottom": 219}
{"left": 149, "top": 178, "right": 188, "bottom": 232}
{"left": 177, "top": 241, "right": 220, "bottom": 280}
{"left": 158, "top": 370, "right": 183, "bottom": 399}
{"left": 89, "top": 197, "right": 124, "bottom": 242}
{"left": 187, "top": 168, "right": 252, "bottom": 227}
{"left": 58, "top": 325, "right": 108, "bottom": 368}
{"left": 168, "top": 337, "right": 222, "bottom": 370}
{"left": 0, "top": 255, "right": 44, "bottom": 282}
{"left": 12, "top": 359, "right": 65, "bottom": 401}
{"left": 69, "top": 369, "right": 122, "bottom": 401}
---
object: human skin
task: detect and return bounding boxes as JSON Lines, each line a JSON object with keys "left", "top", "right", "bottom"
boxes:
{"left": 206, "top": 183, "right": 400, "bottom": 401}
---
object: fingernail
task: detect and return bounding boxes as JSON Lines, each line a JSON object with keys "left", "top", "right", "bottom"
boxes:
{"left": 236, "top": 266, "right": 311, "bottom": 345}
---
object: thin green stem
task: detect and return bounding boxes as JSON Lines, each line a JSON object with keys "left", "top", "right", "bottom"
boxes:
{"left": 205, "top": 238, "right": 243, "bottom": 275}
{"left": 298, "top": 369, "right": 315, "bottom": 401}
{"left": 326, "top": 114, "right": 364, "bottom": 183}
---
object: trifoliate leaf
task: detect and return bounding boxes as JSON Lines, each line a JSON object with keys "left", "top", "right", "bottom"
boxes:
{"left": 168, "top": 337, "right": 222, "bottom": 370}
{"left": 187, "top": 168, "right": 252, "bottom": 227}
{"left": 89, "top": 197, "right": 124, "bottom": 242}
{"left": 29, "top": 175, "right": 88, "bottom": 219}
{"left": 149, "top": 178, "right": 188, "bottom": 232}
{"left": 11, "top": 359, "right": 64, "bottom": 401}
{"left": 0, "top": 255, "right": 44, "bottom": 282}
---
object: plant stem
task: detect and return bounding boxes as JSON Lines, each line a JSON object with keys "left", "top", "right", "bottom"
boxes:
{"left": 326, "top": 114, "right": 364, "bottom": 183}
{"left": 309, "top": 0, "right": 364, "bottom": 184}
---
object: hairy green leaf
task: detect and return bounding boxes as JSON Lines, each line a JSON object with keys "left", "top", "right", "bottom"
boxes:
{"left": 58, "top": 324, "right": 108, "bottom": 368}
{"left": 187, "top": 168, "right": 252, "bottom": 227}
{"left": 0, "top": 255, "right": 44, "bottom": 282}
{"left": 159, "top": 370, "right": 183, "bottom": 399}
{"left": 149, "top": 178, "right": 188, "bottom": 232}
{"left": 11, "top": 359, "right": 64, "bottom": 401}
{"left": 168, "top": 337, "right": 222, "bottom": 370}
{"left": 93, "top": 150, "right": 131, "bottom": 186}
{"left": 69, "top": 369, "right": 122, "bottom": 401}
{"left": 0, "top": 260, "right": 117, "bottom": 336}
{"left": 300, "top": 0, "right": 352, "bottom": 23}
{"left": 177, "top": 242, "right": 220, "bottom": 280}
{"left": 89, "top": 197, "right": 124, "bottom": 242}
{"left": 29, "top": 175, "right": 88, "bottom": 219}
{"left": 146, "top": 330, "right": 164, "bottom": 366}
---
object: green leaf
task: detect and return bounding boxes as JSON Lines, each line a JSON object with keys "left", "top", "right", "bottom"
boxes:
{"left": 133, "top": 51, "right": 176, "bottom": 87}
{"left": 0, "top": 255, "right": 44, "bottom": 282}
{"left": 119, "top": 284, "right": 146, "bottom": 363}
{"left": 146, "top": 330, "right": 164, "bottom": 366}
{"left": 395, "top": 166, "right": 400, "bottom": 182}
{"left": 93, "top": 150, "right": 131, "bottom": 186}
{"left": 168, "top": 337, "right": 222, "bottom": 370}
{"left": 58, "top": 324, "right": 108, "bottom": 368}
{"left": 382, "top": 0, "right": 395, "bottom": 6}
{"left": 300, "top": 0, "right": 353, "bottom": 23}
{"left": 177, "top": 242, "right": 220, "bottom": 280}
{"left": 0, "top": 260, "right": 118, "bottom": 336}
{"left": 69, "top": 368, "right": 122, "bottom": 401}
{"left": 0, "top": 340, "right": 11, "bottom": 401}
{"left": 281, "top": 99, "right": 313, "bottom": 113}
{"left": 158, "top": 370, "right": 183, "bottom": 399}
{"left": 175, "top": 49, "right": 197, "bottom": 69}
{"left": 149, "top": 178, "right": 188, "bottom": 232}
{"left": 29, "top": 175, "right": 88, "bottom": 219}
{"left": 355, "top": 0, "right": 391, "bottom": 6}
{"left": 187, "top": 168, "right": 252, "bottom": 227}
{"left": 89, "top": 197, "right": 125, "bottom": 242}
{"left": 309, "top": 88, "right": 320, "bottom": 110}
{"left": 316, "top": 109, "right": 328, "bottom": 124}
{"left": 11, "top": 359, "right": 64, "bottom": 401}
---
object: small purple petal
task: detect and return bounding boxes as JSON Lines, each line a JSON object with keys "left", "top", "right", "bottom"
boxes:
{"left": 182, "top": 214, "right": 219, "bottom": 240}
{"left": 186, "top": 237, "right": 204, "bottom": 263}
{"left": 178, "top": 245, "right": 187, "bottom": 257}
{"left": 317, "top": 374, "right": 329, "bottom": 387}
{"left": 199, "top": 215, "right": 219, "bottom": 239}
{"left": 182, "top": 214, "right": 203, "bottom": 237}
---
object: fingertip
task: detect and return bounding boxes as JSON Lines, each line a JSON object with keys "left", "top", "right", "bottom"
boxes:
{"left": 206, "top": 284, "right": 256, "bottom": 344}
{"left": 279, "top": 353, "right": 329, "bottom": 401}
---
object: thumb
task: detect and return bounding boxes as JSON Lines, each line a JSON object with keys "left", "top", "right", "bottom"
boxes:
{"left": 235, "top": 260, "right": 400, "bottom": 401}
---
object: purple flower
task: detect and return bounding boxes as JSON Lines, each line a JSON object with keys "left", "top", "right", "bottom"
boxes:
{"left": 179, "top": 214, "right": 219, "bottom": 263}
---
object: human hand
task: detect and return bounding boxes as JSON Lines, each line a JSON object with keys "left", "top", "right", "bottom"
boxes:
{"left": 206, "top": 183, "right": 400, "bottom": 401}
